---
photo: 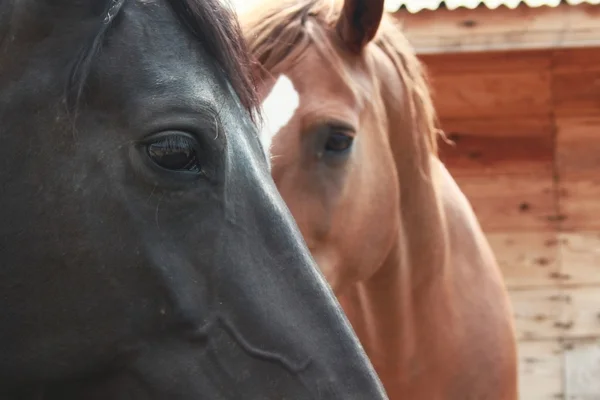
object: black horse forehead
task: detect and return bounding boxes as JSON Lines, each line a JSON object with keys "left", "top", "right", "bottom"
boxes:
{"left": 3, "top": 0, "right": 257, "bottom": 110}
{"left": 3, "top": 0, "right": 218, "bottom": 38}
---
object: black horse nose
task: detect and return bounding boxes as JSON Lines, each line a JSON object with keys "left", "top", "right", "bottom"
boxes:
{"left": 90, "top": 316, "right": 386, "bottom": 400}
{"left": 176, "top": 319, "right": 387, "bottom": 399}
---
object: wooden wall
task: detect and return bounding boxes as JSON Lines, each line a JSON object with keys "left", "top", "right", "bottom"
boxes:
{"left": 421, "top": 47, "right": 600, "bottom": 399}
{"left": 393, "top": 2, "right": 600, "bottom": 54}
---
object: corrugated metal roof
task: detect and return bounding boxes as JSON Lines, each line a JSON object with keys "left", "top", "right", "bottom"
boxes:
{"left": 384, "top": 0, "right": 600, "bottom": 13}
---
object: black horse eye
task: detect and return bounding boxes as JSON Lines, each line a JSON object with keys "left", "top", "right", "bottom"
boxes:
{"left": 146, "top": 133, "right": 202, "bottom": 174}
{"left": 325, "top": 132, "right": 354, "bottom": 153}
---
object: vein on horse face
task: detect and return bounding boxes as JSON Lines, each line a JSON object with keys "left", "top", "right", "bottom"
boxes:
{"left": 258, "top": 74, "right": 299, "bottom": 162}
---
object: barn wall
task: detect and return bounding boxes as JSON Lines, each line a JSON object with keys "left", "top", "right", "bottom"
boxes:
{"left": 420, "top": 47, "right": 600, "bottom": 399}
{"left": 392, "top": 3, "right": 600, "bottom": 54}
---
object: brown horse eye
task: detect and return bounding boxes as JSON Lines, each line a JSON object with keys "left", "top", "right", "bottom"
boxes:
{"left": 146, "top": 134, "right": 202, "bottom": 174}
{"left": 325, "top": 132, "right": 354, "bottom": 153}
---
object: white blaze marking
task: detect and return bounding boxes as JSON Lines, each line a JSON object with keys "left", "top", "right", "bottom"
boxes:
{"left": 258, "top": 74, "right": 299, "bottom": 164}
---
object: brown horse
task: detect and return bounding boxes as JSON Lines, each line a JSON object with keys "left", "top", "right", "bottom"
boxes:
{"left": 241, "top": 0, "right": 519, "bottom": 398}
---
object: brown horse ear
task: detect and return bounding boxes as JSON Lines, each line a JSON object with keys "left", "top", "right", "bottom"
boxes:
{"left": 335, "top": 0, "right": 385, "bottom": 53}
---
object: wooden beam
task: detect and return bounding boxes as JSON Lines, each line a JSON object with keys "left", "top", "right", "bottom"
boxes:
{"left": 393, "top": 3, "right": 600, "bottom": 54}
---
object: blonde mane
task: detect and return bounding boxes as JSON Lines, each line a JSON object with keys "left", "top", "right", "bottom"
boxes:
{"left": 241, "top": 0, "right": 443, "bottom": 156}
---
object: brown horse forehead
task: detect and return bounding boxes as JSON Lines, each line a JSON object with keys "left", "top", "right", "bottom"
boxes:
{"left": 282, "top": 56, "right": 361, "bottom": 101}
{"left": 282, "top": 73, "right": 361, "bottom": 125}
{"left": 283, "top": 47, "right": 357, "bottom": 86}
{"left": 297, "top": 101, "right": 361, "bottom": 130}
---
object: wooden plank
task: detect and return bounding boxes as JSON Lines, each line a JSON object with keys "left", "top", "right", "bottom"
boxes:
{"left": 510, "top": 288, "right": 568, "bottom": 341}
{"left": 559, "top": 232, "right": 600, "bottom": 286}
{"left": 511, "top": 286, "right": 600, "bottom": 341}
{"left": 556, "top": 116, "right": 600, "bottom": 176}
{"left": 487, "top": 233, "right": 560, "bottom": 289}
{"left": 563, "top": 286, "right": 600, "bottom": 339}
{"left": 429, "top": 70, "right": 552, "bottom": 119}
{"left": 556, "top": 115, "right": 600, "bottom": 230}
{"left": 439, "top": 134, "right": 552, "bottom": 176}
{"left": 553, "top": 47, "right": 600, "bottom": 73}
{"left": 559, "top": 176, "right": 600, "bottom": 231}
{"left": 396, "top": 4, "right": 600, "bottom": 39}
{"left": 552, "top": 69, "right": 600, "bottom": 118}
{"left": 394, "top": 3, "right": 600, "bottom": 54}
{"left": 439, "top": 116, "right": 553, "bottom": 138}
{"left": 439, "top": 117, "right": 553, "bottom": 176}
{"left": 518, "top": 340, "right": 564, "bottom": 400}
{"left": 564, "top": 338, "right": 600, "bottom": 399}
{"left": 456, "top": 173, "right": 557, "bottom": 232}
{"left": 420, "top": 49, "right": 551, "bottom": 75}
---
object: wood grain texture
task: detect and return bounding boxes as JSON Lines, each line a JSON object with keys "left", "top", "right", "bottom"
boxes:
{"left": 394, "top": 3, "right": 600, "bottom": 54}
{"left": 552, "top": 70, "right": 600, "bottom": 118}
{"left": 429, "top": 70, "right": 552, "bottom": 119}
{"left": 455, "top": 173, "right": 558, "bottom": 232}
{"left": 563, "top": 287, "right": 600, "bottom": 339}
{"left": 510, "top": 286, "right": 600, "bottom": 341}
{"left": 417, "top": 32, "right": 600, "bottom": 400}
{"left": 421, "top": 50, "right": 551, "bottom": 75}
{"left": 488, "top": 233, "right": 559, "bottom": 289}
{"left": 518, "top": 340, "right": 564, "bottom": 400}
{"left": 553, "top": 47, "right": 600, "bottom": 73}
{"left": 564, "top": 338, "right": 600, "bottom": 399}
{"left": 559, "top": 232, "right": 600, "bottom": 286}
{"left": 559, "top": 177, "right": 600, "bottom": 231}
{"left": 551, "top": 47, "right": 600, "bottom": 117}
{"left": 556, "top": 116, "right": 600, "bottom": 176}
{"left": 510, "top": 288, "right": 568, "bottom": 341}
{"left": 439, "top": 117, "right": 553, "bottom": 176}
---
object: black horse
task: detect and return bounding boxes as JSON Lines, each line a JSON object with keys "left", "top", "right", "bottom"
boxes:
{"left": 0, "top": 0, "right": 388, "bottom": 398}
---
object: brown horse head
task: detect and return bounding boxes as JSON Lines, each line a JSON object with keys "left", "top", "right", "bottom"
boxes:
{"left": 243, "top": 0, "right": 447, "bottom": 295}
{"left": 243, "top": 2, "right": 520, "bottom": 398}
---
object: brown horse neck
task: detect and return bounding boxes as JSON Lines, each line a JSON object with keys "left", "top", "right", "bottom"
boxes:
{"left": 338, "top": 205, "right": 457, "bottom": 392}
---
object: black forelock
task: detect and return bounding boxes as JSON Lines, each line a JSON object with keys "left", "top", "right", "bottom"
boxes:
{"left": 67, "top": 0, "right": 260, "bottom": 121}
{"left": 165, "top": 0, "right": 260, "bottom": 120}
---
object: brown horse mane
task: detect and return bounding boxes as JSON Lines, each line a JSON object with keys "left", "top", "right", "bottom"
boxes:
{"left": 241, "top": 0, "right": 444, "bottom": 156}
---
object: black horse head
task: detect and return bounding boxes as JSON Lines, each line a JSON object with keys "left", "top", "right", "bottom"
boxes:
{"left": 0, "top": 0, "right": 387, "bottom": 398}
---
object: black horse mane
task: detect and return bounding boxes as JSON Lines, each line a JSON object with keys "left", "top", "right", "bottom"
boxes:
{"left": 67, "top": 0, "right": 260, "bottom": 120}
